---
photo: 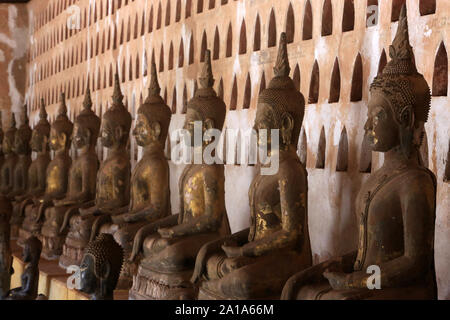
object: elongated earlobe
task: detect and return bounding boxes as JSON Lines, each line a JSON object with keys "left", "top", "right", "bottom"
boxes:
{"left": 281, "top": 113, "right": 294, "bottom": 146}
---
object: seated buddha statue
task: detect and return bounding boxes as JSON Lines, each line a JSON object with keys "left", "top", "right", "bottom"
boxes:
{"left": 281, "top": 5, "right": 437, "bottom": 300}
{"left": 60, "top": 76, "right": 131, "bottom": 269}
{"left": 5, "top": 236, "right": 42, "bottom": 300}
{"left": 0, "top": 114, "right": 17, "bottom": 198}
{"left": 41, "top": 90, "right": 101, "bottom": 260}
{"left": 191, "top": 33, "right": 312, "bottom": 300}
{"left": 90, "top": 63, "right": 171, "bottom": 289}
{"left": 128, "top": 49, "right": 230, "bottom": 300}
{"left": 79, "top": 233, "right": 124, "bottom": 300}
{"left": 20, "top": 94, "right": 72, "bottom": 255}
{"left": 17, "top": 99, "right": 51, "bottom": 247}
{"left": 9, "top": 105, "right": 33, "bottom": 239}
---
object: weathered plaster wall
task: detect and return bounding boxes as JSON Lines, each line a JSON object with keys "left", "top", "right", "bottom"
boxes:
{"left": 0, "top": 3, "right": 28, "bottom": 127}
{"left": 21, "top": 0, "right": 450, "bottom": 299}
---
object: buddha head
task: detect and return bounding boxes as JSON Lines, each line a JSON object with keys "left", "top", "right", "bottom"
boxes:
{"left": 72, "top": 87, "right": 101, "bottom": 150}
{"left": 366, "top": 5, "right": 430, "bottom": 159}
{"left": 254, "top": 33, "right": 305, "bottom": 152}
{"left": 133, "top": 61, "right": 171, "bottom": 148}
{"left": 22, "top": 236, "right": 42, "bottom": 265}
{"left": 30, "top": 99, "right": 51, "bottom": 153}
{"left": 13, "top": 104, "right": 32, "bottom": 156}
{"left": 49, "top": 93, "right": 73, "bottom": 152}
{"left": 80, "top": 233, "right": 124, "bottom": 300}
{"left": 183, "top": 49, "right": 226, "bottom": 148}
{"left": 3, "top": 113, "right": 17, "bottom": 155}
{"left": 100, "top": 74, "right": 132, "bottom": 150}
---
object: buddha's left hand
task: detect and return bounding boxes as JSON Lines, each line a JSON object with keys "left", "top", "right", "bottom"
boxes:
{"left": 323, "top": 271, "right": 349, "bottom": 290}
{"left": 222, "top": 245, "right": 242, "bottom": 258}
{"left": 158, "top": 227, "right": 175, "bottom": 239}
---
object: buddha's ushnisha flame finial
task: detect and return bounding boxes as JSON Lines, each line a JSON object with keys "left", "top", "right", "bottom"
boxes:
{"left": 39, "top": 98, "right": 47, "bottom": 120}
{"left": 274, "top": 32, "right": 291, "bottom": 77}
{"left": 83, "top": 86, "right": 93, "bottom": 111}
{"left": 148, "top": 61, "right": 161, "bottom": 96}
{"left": 385, "top": 3, "right": 417, "bottom": 74}
{"left": 112, "top": 72, "right": 124, "bottom": 106}
{"left": 199, "top": 49, "right": 214, "bottom": 89}
{"left": 148, "top": 61, "right": 161, "bottom": 97}
{"left": 58, "top": 92, "right": 67, "bottom": 117}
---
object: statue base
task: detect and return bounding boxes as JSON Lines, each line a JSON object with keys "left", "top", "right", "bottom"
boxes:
{"left": 40, "top": 233, "right": 66, "bottom": 261}
{"left": 17, "top": 205, "right": 42, "bottom": 248}
{"left": 59, "top": 238, "right": 88, "bottom": 269}
{"left": 129, "top": 265, "right": 197, "bottom": 300}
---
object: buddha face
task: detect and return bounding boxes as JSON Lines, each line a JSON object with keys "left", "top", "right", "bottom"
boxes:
{"left": 22, "top": 242, "right": 32, "bottom": 263}
{"left": 49, "top": 127, "right": 67, "bottom": 151}
{"left": 13, "top": 132, "right": 29, "bottom": 155}
{"left": 183, "top": 108, "right": 213, "bottom": 147}
{"left": 133, "top": 113, "right": 160, "bottom": 147}
{"left": 100, "top": 119, "right": 114, "bottom": 148}
{"left": 30, "top": 130, "right": 47, "bottom": 153}
{"left": 364, "top": 92, "right": 400, "bottom": 152}
{"left": 254, "top": 103, "right": 277, "bottom": 150}
{"left": 2, "top": 135, "right": 13, "bottom": 154}
{"left": 79, "top": 254, "right": 97, "bottom": 294}
{"left": 72, "top": 123, "right": 91, "bottom": 149}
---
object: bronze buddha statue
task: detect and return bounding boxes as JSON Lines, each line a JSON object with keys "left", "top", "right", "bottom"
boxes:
{"left": 60, "top": 75, "right": 131, "bottom": 269}
{"left": 79, "top": 233, "right": 124, "bottom": 300}
{"left": 128, "top": 50, "right": 230, "bottom": 300}
{"left": 0, "top": 114, "right": 18, "bottom": 198}
{"left": 5, "top": 236, "right": 42, "bottom": 300}
{"left": 17, "top": 100, "right": 51, "bottom": 246}
{"left": 281, "top": 5, "right": 437, "bottom": 300}
{"left": 41, "top": 90, "right": 100, "bottom": 260}
{"left": 191, "top": 33, "right": 312, "bottom": 300}
{"left": 19, "top": 94, "right": 72, "bottom": 254}
{"left": 89, "top": 63, "right": 171, "bottom": 289}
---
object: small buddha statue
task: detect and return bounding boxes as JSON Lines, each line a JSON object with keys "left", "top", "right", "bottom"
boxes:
{"left": 90, "top": 63, "right": 171, "bottom": 289}
{"left": 79, "top": 233, "right": 124, "bottom": 300}
{"left": 9, "top": 104, "right": 33, "bottom": 238}
{"left": 41, "top": 88, "right": 100, "bottom": 260}
{"left": 5, "top": 236, "right": 41, "bottom": 300}
{"left": 0, "top": 197, "right": 13, "bottom": 299}
{"left": 17, "top": 99, "right": 51, "bottom": 246}
{"left": 281, "top": 5, "right": 437, "bottom": 300}
{"left": 60, "top": 76, "right": 131, "bottom": 269}
{"left": 128, "top": 49, "right": 230, "bottom": 300}
{"left": 191, "top": 33, "right": 312, "bottom": 300}
{"left": 0, "top": 113, "right": 18, "bottom": 197}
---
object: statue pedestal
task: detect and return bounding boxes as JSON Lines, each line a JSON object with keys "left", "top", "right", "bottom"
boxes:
{"left": 10, "top": 240, "right": 129, "bottom": 300}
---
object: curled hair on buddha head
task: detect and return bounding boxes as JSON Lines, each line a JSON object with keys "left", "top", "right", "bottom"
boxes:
{"left": 51, "top": 92, "right": 74, "bottom": 148}
{"left": 138, "top": 61, "right": 172, "bottom": 144}
{"left": 75, "top": 87, "right": 101, "bottom": 146}
{"left": 186, "top": 49, "right": 226, "bottom": 131}
{"left": 84, "top": 233, "right": 124, "bottom": 291}
{"left": 34, "top": 98, "right": 51, "bottom": 138}
{"left": 369, "top": 4, "right": 431, "bottom": 157}
{"left": 257, "top": 32, "right": 306, "bottom": 146}
{"left": 102, "top": 72, "right": 132, "bottom": 142}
